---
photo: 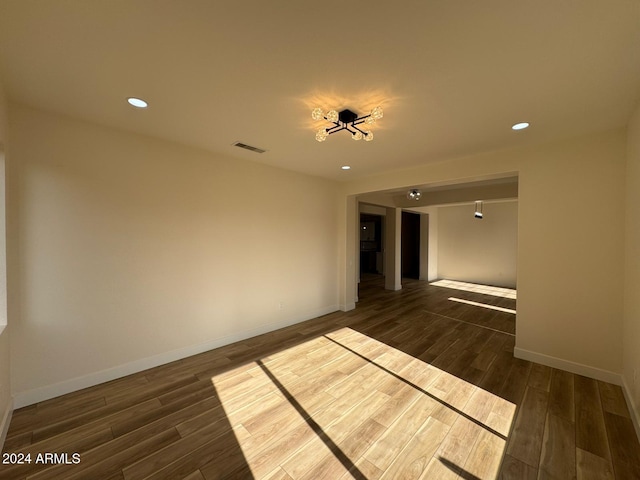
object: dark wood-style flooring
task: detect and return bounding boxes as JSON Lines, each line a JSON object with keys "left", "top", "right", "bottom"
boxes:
{"left": 2, "top": 275, "right": 640, "bottom": 479}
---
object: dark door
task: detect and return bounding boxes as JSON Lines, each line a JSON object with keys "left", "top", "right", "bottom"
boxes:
{"left": 401, "top": 211, "right": 420, "bottom": 279}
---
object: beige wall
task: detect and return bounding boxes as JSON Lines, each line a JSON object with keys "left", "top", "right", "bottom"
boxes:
{"left": 437, "top": 200, "right": 517, "bottom": 288}
{"left": 2, "top": 98, "right": 635, "bottom": 427}
{"left": 0, "top": 79, "right": 11, "bottom": 445}
{"left": 624, "top": 102, "right": 640, "bottom": 430}
{"left": 342, "top": 129, "right": 626, "bottom": 378}
{"left": 8, "top": 104, "right": 339, "bottom": 405}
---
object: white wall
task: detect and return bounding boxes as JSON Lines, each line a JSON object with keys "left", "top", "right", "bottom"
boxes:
{"left": 8, "top": 104, "right": 339, "bottom": 406}
{"left": 624, "top": 102, "right": 640, "bottom": 434}
{"left": 341, "top": 130, "right": 626, "bottom": 380}
{"left": 437, "top": 201, "right": 517, "bottom": 288}
{"left": 419, "top": 213, "right": 429, "bottom": 281}
{"left": 425, "top": 207, "right": 439, "bottom": 281}
{"left": 384, "top": 208, "right": 401, "bottom": 291}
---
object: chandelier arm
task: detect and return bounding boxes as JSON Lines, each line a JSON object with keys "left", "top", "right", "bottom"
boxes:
{"left": 351, "top": 124, "right": 368, "bottom": 135}
{"left": 326, "top": 124, "right": 346, "bottom": 135}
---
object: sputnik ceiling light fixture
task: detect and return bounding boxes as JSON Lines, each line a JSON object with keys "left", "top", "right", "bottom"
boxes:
{"left": 407, "top": 189, "right": 422, "bottom": 201}
{"left": 312, "top": 106, "right": 383, "bottom": 142}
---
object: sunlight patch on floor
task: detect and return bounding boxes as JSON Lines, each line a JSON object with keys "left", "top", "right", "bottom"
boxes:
{"left": 431, "top": 279, "right": 517, "bottom": 299}
{"left": 210, "top": 327, "right": 516, "bottom": 479}
{"left": 448, "top": 296, "right": 517, "bottom": 314}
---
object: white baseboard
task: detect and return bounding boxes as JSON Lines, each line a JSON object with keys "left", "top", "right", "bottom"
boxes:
{"left": 622, "top": 378, "right": 640, "bottom": 442}
{"left": 513, "top": 347, "right": 623, "bottom": 386}
{"left": 340, "top": 302, "right": 356, "bottom": 312}
{"left": 0, "top": 397, "right": 13, "bottom": 451}
{"left": 13, "top": 305, "right": 338, "bottom": 409}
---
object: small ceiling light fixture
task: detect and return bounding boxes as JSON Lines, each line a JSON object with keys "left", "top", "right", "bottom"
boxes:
{"left": 511, "top": 122, "right": 529, "bottom": 130}
{"left": 127, "top": 97, "right": 148, "bottom": 108}
{"left": 341, "top": 165, "right": 351, "bottom": 170}
{"left": 312, "top": 106, "right": 383, "bottom": 142}
{"left": 407, "top": 189, "right": 422, "bottom": 201}
{"left": 474, "top": 201, "right": 484, "bottom": 219}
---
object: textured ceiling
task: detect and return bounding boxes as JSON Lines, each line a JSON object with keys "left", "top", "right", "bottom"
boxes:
{"left": 0, "top": 0, "right": 639, "bottom": 181}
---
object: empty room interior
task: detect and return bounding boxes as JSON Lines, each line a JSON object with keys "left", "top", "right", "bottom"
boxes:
{"left": 1, "top": 1, "right": 640, "bottom": 479}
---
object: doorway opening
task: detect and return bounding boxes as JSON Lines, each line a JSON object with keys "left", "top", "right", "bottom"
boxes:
{"left": 401, "top": 211, "right": 420, "bottom": 279}
{"left": 359, "top": 214, "right": 383, "bottom": 276}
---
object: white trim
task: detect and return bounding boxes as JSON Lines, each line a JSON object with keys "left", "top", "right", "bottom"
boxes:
{"left": 0, "top": 397, "right": 13, "bottom": 451}
{"left": 622, "top": 377, "right": 640, "bottom": 442}
{"left": 13, "top": 305, "right": 338, "bottom": 408}
{"left": 340, "top": 302, "right": 356, "bottom": 312}
{"left": 513, "top": 347, "right": 623, "bottom": 385}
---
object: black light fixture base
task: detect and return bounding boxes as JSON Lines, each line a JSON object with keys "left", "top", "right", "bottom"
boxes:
{"left": 338, "top": 109, "right": 358, "bottom": 124}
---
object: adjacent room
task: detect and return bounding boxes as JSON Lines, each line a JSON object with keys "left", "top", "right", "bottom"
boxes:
{"left": 357, "top": 178, "right": 519, "bottom": 336}
{"left": 0, "top": 1, "right": 640, "bottom": 478}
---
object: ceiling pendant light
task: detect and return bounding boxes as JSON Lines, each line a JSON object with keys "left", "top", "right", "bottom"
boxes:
{"left": 474, "top": 201, "right": 483, "bottom": 219}
{"left": 407, "top": 189, "right": 422, "bottom": 201}
{"left": 312, "top": 106, "right": 383, "bottom": 142}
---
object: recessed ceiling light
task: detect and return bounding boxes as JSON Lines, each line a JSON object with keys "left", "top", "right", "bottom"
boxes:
{"left": 341, "top": 165, "right": 351, "bottom": 170}
{"left": 127, "top": 97, "right": 148, "bottom": 108}
{"left": 512, "top": 122, "right": 529, "bottom": 130}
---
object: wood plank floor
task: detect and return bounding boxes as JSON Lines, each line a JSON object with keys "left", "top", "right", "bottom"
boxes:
{"left": 2, "top": 275, "right": 640, "bottom": 479}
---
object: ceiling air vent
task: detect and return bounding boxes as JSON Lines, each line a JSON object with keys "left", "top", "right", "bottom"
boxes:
{"left": 232, "top": 142, "right": 267, "bottom": 154}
